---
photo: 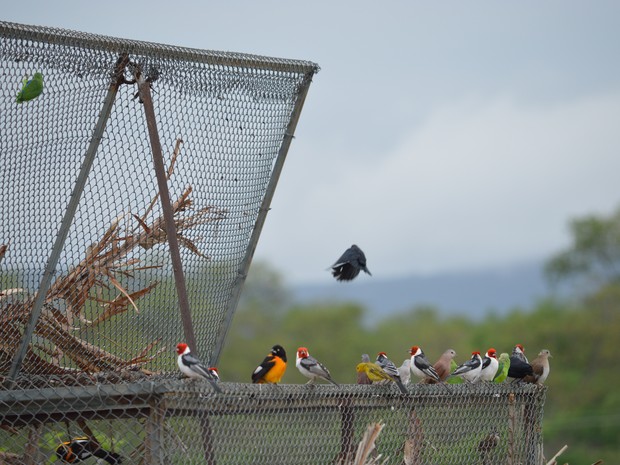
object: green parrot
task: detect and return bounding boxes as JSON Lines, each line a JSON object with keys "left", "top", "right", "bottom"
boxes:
{"left": 445, "top": 358, "right": 463, "bottom": 384}
{"left": 16, "top": 72, "right": 44, "bottom": 103}
{"left": 493, "top": 352, "right": 510, "bottom": 383}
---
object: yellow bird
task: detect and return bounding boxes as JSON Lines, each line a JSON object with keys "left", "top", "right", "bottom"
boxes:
{"left": 356, "top": 362, "right": 394, "bottom": 383}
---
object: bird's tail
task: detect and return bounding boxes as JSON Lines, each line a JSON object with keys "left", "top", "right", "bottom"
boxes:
{"left": 395, "top": 378, "right": 408, "bottom": 394}
{"left": 208, "top": 379, "right": 223, "bottom": 393}
{"left": 327, "top": 377, "right": 340, "bottom": 387}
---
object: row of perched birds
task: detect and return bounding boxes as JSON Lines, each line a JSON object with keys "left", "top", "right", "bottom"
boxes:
{"left": 60, "top": 341, "right": 541, "bottom": 464}
{"left": 176, "top": 342, "right": 551, "bottom": 392}
{"left": 177, "top": 247, "right": 553, "bottom": 390}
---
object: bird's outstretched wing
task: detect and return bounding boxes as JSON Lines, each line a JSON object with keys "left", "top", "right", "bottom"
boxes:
{"left": 331, "top": 245, "right": 371, "bottom": 281}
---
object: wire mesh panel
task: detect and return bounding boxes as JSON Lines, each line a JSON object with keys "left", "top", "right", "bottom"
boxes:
{"left": 0, "top": 21, "right": 318, "bottom": 380}
{"left": 0, "top": 382, "right": 546, "bottom": 464}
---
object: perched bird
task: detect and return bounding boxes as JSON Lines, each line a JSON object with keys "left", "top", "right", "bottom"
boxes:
{"left": 477, "top": 430, "right": 500, "bottom": 465}
{"left": 296, "top": 347, "right": 338, "bottom": 386}
{"left": 330, "top": 244, "right": 372, "bottom": 281}
{"left": 376, "top": 352, "right": 408, "bottom": 394}
{"left": 478, "top": 348, "right": 499, "bottom": 382}
{"left": 176, "top": 343, "right": 222, "bottom": 393}
{"left": 397, "top": 359, "right": 411, "bottom": 385}
{"left": 451, "top": 351, "right": 483, "bottom": 383}
{"left": 356, "top": 362, "right": 394, "bottom": 384}
{"left": 508, "top": 347, "right": 534, "bottom": 381}
{"left": 251, "top": 344, "right": 287, "bottom": 384}
{"left": 511, "top": 344, "right": 529, "bottom": 363}
{"left": 493, "top": 353, "right": 510, "bottom": 383}
{"left": 409, "top": 346, "right": 440, "bottom": 383}
{"left": 523, "top": 349, "right": 552, "bottom": 384}
{"left": 16, "top": 72, "right": 44, "bottom": 103}
{"left": 56, "top": 437, "right": 122, "bottom": 464}
{"left": 357, "top": 354, "right": 373, "bottom": 385}
{"left": 432, "top": 349, "right": 457, "bottom": 383}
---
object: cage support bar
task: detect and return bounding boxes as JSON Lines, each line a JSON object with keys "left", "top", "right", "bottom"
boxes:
{"left": 5, "top": 55, "right": 128, "bottom": 384}
{"left": 211, "top": 71, "right": 317, "bottom": 364}
{"left": 135, "top": 71, "right": 197, "bottom": 353}
{"left": 145, "top": 400, "right": 165, "bottom": 464}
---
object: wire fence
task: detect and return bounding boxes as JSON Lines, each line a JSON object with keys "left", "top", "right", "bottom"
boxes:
{"left": 0, "top": 21, "right": 548, "bottom": 465}
{"left": 0, "top": 381, "right": 546, "bottom": 464}
{"left": 0, "top": 20, "right": 318, "bottom": 380}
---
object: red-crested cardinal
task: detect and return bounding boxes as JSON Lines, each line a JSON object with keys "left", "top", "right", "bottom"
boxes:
{"left": 296, "top": 347, "right": 338, "bottom": 386}
{"left": 176, "top": 342, "right": 222, "bottom": 393}
{"left": 451, "top": 351, "right": 483, "bottom": 383}
{"left": 478, "top": 348, "right": 499, "bottom": 382}
{"left": 409, "top": 346, "right": 440, "bottom": 383}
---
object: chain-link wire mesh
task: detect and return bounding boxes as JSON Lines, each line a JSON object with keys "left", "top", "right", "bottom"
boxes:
{"left": 0, "top": 382, "right": 546, "bottom": 464}
{"left": 0, "top": 20, "right": 318, "bottom": 380}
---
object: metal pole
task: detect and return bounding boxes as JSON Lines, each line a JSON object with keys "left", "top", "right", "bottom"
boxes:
{"left": 6, "top": 55, "right": 128, "bottom": 384}
{"left": 135, "top": 70, "right": 197, "bottom": 353}
{"left": 211, "top": 70, "right": 317, "bottom": 364}
{"left": 145, "top": 399, "right": 165, "bottom": 464}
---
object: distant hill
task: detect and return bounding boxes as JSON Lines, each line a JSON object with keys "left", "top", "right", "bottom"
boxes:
{"left": 292, "top": 260, "right": 557, "bottom": 321}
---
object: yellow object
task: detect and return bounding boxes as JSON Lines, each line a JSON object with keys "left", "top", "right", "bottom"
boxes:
{"left": 356, "top": 362, "right": 393, "bottom": 383}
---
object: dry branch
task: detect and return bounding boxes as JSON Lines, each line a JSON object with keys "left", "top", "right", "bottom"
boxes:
{"left": 348, "top": 422, "right": 388, "bottom": 465}
{"left": 545, "top": 445, "right": 568, "bottom": 465}
{"left": 1, "top": 171, "right": 226, "bottom": 376}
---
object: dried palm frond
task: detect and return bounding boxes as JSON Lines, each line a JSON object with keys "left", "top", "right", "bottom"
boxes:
{"left": 1, "top": 141, "right": 226, "bottom": 376}
{"left": 89, "top": 281, "right": 159, "bottom": 326}
{"left": 344, "top": 422, "right": 388, "bottom": 465}
{"left": 0, "top": 299, "right": 164, "bottom": 374}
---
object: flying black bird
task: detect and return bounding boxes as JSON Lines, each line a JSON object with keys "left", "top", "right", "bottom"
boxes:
{"left": 330, "top": 245, "right": 372, "bottom": 281}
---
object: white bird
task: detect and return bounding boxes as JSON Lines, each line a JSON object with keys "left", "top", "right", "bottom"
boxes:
{"left": 296, "top": 347, "right": 339, "bottom": 385}
{"left": 397, "top": 359, "right": 411, "bottom": 385}
{"left": 451, "top": 351, "right": 483, "bottom": 383}
{"left": 409, "top": 346, "right": 440, "bottom": 383}
{"left": 478, "top": 348, "right": 499, "bottom": 382}
{"left": 176, "top": 342, "right": 221, "bottom": 392}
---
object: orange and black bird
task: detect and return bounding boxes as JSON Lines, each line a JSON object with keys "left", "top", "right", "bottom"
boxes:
{"left": 56, "top": 437, "right": 122, "bottom": 464}
{"left": 251, "top": 344, "right": 287, "bottom": 384}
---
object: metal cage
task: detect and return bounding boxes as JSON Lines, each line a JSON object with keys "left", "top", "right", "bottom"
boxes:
{"left": 0, "top": 21, "right": 318, "bottom": 381}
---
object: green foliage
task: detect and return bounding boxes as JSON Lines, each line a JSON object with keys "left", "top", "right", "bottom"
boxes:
{"left": 545, "top": 206, "right": 620, "bottom": 287}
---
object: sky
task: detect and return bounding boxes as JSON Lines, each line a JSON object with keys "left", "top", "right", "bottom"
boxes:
{"left": 3, "top": 1, "right": 620, "bottom": 285}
